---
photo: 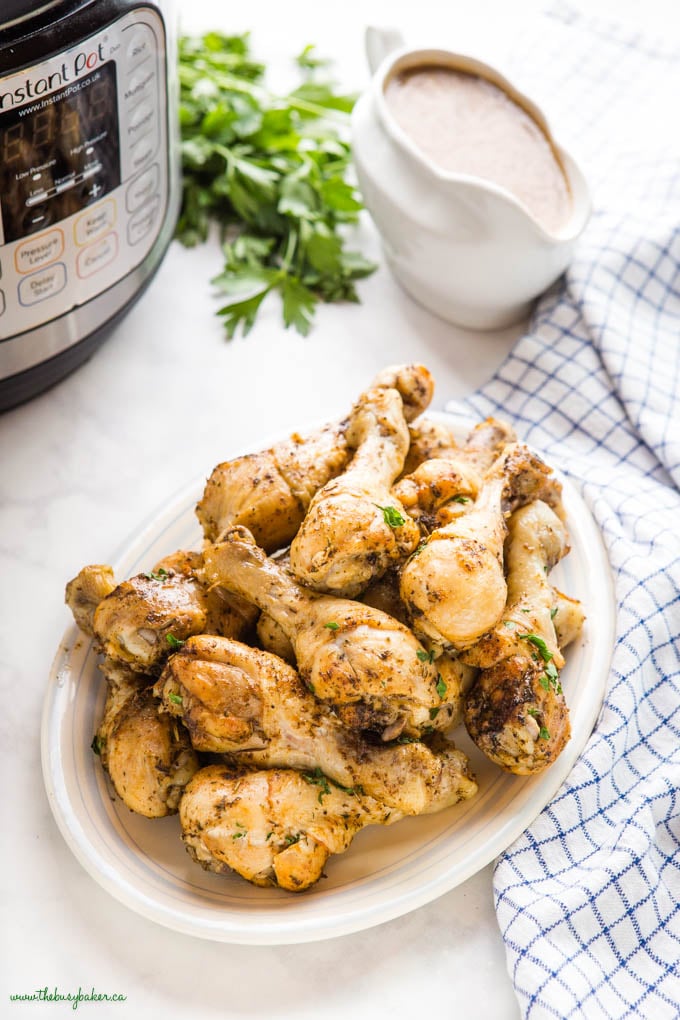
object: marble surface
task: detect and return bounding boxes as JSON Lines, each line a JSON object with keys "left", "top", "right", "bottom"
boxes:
{"left": 2, "top": 0, "right": 672, "bottom": 1016}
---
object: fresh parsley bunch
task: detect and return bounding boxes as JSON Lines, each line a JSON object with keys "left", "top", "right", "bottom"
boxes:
{"left": 176, "top": 33, "right": 377, "bottom": 337}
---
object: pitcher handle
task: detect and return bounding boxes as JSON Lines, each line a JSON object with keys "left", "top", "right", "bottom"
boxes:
{"left": 365, "top": 26, "right": 405, "bottom": 75}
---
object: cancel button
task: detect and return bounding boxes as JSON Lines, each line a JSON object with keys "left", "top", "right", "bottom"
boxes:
{"left": 77, "top": 232, "right": 119, "bottom": 279}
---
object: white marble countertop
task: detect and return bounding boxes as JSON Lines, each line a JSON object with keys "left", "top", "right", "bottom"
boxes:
{"left": 2, "top": 0, "right": 672, "bottom": 1016}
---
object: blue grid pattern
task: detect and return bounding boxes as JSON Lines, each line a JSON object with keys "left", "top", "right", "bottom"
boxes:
{"left": 445, "top": 6, "right": 680, "bottom": 1016}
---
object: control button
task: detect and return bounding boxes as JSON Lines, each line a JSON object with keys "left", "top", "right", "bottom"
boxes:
{"left": 129, "top": 131, "right": 157, "bottom": 173}
{"left": 18, "top": 263, "right": 67, "bottom": 306}
{"left": 75, "top": 199, "right": 117, "bottom": 246}
{"left": 126, "top": 165, "right": 159, "bottom": 213}
{"left": 0, "top": 291, "right": 5, "bottom": 317}
{"left": 124, "top": 65, "right": 156, "bottom": 105}
{"left": 127, "top": 100, "right": 155, "bottom": 140}
{"left": 15, "top": 228, "right": 64, "bottom": 275}
{"left": 125, "top": 26, "right": 155, "bottom": 69}
{"left": 128, "top": 198, "right": 160, "bottom": 246}
{"left": 22, "top": 206, "right": 53, "bottom": 235}
{"left": 77, "top": 231, "right": 119, "bottom": 279}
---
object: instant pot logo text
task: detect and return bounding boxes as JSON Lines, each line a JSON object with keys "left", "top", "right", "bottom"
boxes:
{"left": 0, "top": 43, "right": 106, "bottom": 110}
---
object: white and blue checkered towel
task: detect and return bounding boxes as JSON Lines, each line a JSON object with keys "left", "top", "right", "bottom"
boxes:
{"left": 444, "top": 7, "right": 680, "bottom": 1017}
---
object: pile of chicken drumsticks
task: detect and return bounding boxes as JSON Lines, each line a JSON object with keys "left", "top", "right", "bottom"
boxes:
{"left": 65, "top": 364, "right": 585, "bottom": 892}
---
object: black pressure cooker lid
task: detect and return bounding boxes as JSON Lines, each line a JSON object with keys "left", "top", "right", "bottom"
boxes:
{"left": 1, "top": 0, "right": 67, "bottom": 30}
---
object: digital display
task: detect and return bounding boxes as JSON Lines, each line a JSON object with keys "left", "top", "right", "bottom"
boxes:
{"left": 0, "top": 62, "right": 120, "bottom": 243}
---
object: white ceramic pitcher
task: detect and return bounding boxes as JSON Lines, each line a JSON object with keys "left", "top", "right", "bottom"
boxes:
{"left": 351, "top": 28, "right": 592, "bottom": 330}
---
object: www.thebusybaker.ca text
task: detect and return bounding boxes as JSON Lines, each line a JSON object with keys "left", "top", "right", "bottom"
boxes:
{"left": 9, "top": 986, "right": 127, "bottom": 1010}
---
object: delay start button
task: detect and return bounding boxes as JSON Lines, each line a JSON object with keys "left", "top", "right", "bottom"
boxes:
{"left": 18, "top": 263, "right": 67, "bottom": 306}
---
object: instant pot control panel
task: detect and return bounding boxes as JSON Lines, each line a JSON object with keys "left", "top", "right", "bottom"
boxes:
{"left": 0, "top": 7, "right": 168, "bottom": 340}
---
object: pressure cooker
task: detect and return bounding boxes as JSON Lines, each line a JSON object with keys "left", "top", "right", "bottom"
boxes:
{"left": 0, "top": 0, "right": 180, "bottom": 410}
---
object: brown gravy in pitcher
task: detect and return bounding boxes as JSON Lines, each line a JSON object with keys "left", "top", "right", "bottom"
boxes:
{"left": 384, "top": 66, "right": 572, "bottom": 234}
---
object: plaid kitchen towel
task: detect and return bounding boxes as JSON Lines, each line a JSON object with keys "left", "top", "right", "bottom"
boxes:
{"left": 444, "top": 6, "right": 680, "bottom": 1018}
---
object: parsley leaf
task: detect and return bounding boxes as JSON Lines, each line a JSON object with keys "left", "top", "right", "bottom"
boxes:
{"left": 177, "top": 32, "right": 376, "bottom": 337}
{"left": 436, "top": 674, "right": 447, "bottom": 699}
{"left": 144, "top": 567, "right": 169, "bottom": 581}
{"left": 417, "top": 649, "right": 436, "bottom": 664}
{"left": 166, "top": 634, "right": 186, "bottom": 650}
{"left": 168, "top": 692, "right": 183, "bottom": 706}
{"left": 375, "top": 504, "right": 407, "bottom": 528}
{"left": 324, "top": 621, "right": 339, "bottom": 630}
{"left": 90, "top": 734, "right": 104, "bottom": 756}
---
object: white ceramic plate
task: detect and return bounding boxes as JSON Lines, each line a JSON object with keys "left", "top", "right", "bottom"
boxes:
{"left": 41, "top": 414, "right": 616, "bottom": 945}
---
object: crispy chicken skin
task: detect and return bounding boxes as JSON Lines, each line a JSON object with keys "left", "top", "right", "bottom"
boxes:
{"left": 95, "top": 658, "right": 200, "bottom": 817}
{"left": 179, "top": 764, "right": 397, "bottom": 891}
{"left": 202, "top": 528, "right": 460, "bottom": 739}
{"left": 289, "top": 384, "right": 420, "bottom": 597}
{"left": 400, "top": 443, "right": 563, "bottom": 650}
{"left": 463, "top": 501, "right": 575, "bottom": 774}
{"left": 196, "top": 364, "right": 435, "bottom": 552}
{"left": 156, "top": 635, "right": 477, "bottom": 814}
{"left": 66, "top": 551, "right": 257, "bottom": 674}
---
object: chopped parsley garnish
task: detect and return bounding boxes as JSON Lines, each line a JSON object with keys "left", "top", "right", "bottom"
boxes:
{"left": 396, "top": 735, "right": 418, "bottom": 745}
{"left": 436, "top": 674, "right": 447, "bottom": 699}
{"left": 520, "top": 633, "right": 552, "bottom": 661}
{"left": 550, "top": 607, "right": 559, "bottom": 620}
{"left": 521, "top": 633, "right": 563, "bottom": 695}
{"left": 375, "top": 504, "right": 406, "bottom": 528}
{"left": 168, "top": 692, "right": 183, "bottom": 706}
{"left": 302, "top": 767, "right": 332, "bottom": 803}
{"left": 232, "top": 822, "right": 247, "bottom": 840}
{"left": 284, "top": 833, "right": 301, "bottom": 846}
{"left": 144, "top": 567, "right": 169, "bottom": 581}
{"left": 417, "top": 648, "right": 435, "bottom": 664}
{"left": 429, "top": 707, "right": 440, "bottom": 720}
{"left": 324, "top": 621, "right": 339, "bottom": 630}
{"left": 166, "top": 634, "right": 186, "bottom": 650}
{"left": 90, "top": 734, "right": 104, "bottom": 756}
{"left": 408, "top": 541, "right": 428, "bottom": 562}
{"left": 306, "top": 680, "right": 316, "bottom": 695}
{"left": 302, "top": 767, "right": 362, "bottom": 801}
{"left": 527, "top": 707, "right": 551, "bottom": 740}
{"left": 449, "top": 495, "right": 471, "bottom": 504}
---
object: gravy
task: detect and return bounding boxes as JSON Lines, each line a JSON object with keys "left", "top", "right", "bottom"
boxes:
{"left": 384, "top": 66, "right": 572, "bottom": 234}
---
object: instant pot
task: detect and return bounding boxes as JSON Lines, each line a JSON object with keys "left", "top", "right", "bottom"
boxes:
{"left": 0, "top": 0, "right": 180, "bottom": 410}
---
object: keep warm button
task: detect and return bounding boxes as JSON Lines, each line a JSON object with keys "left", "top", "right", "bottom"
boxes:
{"left": 75, "top": 200, "right": 116, "bottom": 246}
{"left": 128, "top": 198, "right": 160, "bottom": 245}
{"left": 77, "top": 231, "right": 119, "bottom": 279}
{"left": 18, "top": 262, "right": 66, "bottom": 306}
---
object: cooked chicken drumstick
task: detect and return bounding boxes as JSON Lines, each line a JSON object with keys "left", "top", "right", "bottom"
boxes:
{"left": 94, "top": 658, "right": 199, "bottom": 817}
{"left": 289, "top": 383, "right": 420, "bottom": 596}
{"left": 65, "top": 564, "right": 115, "bottom": 636}
{"left": 463, "top": 500, "right": 577, "bottom": 774}
{"left": 400, "top": 443, "right": 563, "bottom": 650}
{"left": 196, "top": 363, "right": 434, "bottom": 552}
{"left": 203, "top": 528, "right": 459, "bottom": 738}
{"left": 180, "top": 764, "right": 398, "bottom": 891}
{"left": 393, "top": 416, "right": 517, "bottom": 532}
{"left": 156, "top": 635, "right": 477, "bottom": 814}
{"left": 66, "top": 551, "right": 257, "bottom": 674}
